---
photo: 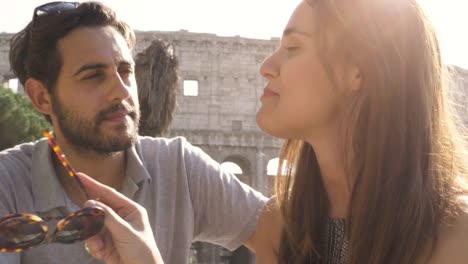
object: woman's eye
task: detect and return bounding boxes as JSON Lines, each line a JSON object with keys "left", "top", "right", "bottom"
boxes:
{"left": 285, "top": 46, "right": 299, "bottom": 52}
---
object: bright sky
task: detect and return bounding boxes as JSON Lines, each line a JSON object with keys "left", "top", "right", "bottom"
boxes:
{"left": 0, "top": 0, "right": 466, "bottom": 69}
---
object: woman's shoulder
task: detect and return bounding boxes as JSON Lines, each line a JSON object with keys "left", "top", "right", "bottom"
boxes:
{"left": 249, "top": 197, "right": 282, "bottom": 264}
{"left": 426, "top": 196, "right": 468, "bottom": 264}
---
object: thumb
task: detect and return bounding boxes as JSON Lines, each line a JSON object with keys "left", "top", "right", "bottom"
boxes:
{"left": 84, "top": 199, "right": 135, "bottom": 239}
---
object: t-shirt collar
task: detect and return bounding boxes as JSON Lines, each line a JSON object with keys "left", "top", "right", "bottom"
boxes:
{"left": 31, "top": 137, "right": 151, "bottom": 214}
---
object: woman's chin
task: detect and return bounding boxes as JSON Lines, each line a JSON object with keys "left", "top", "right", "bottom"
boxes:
{"left": 256, "top": 117, "right": 287, "bottom": 140}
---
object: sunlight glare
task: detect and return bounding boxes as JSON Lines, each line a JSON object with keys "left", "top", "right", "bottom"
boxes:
{"left": 221, "top": 161, "right": 243, "bottom": 175}
{"left": 267, "top": 158, "right": 288, "bottom": 176}
{"left": 417, "top": 0, "right": 468, "bottom": 68}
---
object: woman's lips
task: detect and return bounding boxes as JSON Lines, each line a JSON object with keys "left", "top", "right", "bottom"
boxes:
{"left": 261, "top": 87, "right": 279, "bottom": 100}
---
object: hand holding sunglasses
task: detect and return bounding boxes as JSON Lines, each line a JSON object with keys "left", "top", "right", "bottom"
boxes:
{"left": 0, "top": 130, "right": 105, "bottom": 252}
{"left": 77, "top": 173, "right": 163, "bottom": 264}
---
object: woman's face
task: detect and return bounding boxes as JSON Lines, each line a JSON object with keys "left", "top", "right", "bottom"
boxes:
{"left": 257, "top": 1, "right": 357, "bottom": 141}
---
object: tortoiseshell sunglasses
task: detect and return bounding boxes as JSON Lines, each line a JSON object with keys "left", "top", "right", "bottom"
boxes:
{"left": 0, "top": 130, "right": 104, "bottom": 252}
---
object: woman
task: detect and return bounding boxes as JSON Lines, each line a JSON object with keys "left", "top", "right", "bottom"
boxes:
{"left": 81, "top": 0, "right": 468, "bottom": 263}
{"left": 255, "top": 0, "right": 468, "bottom": 263}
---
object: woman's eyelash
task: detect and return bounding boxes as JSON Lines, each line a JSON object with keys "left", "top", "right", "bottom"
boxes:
{"left": 285, "top": 46, "right": 299, "bottom": 51}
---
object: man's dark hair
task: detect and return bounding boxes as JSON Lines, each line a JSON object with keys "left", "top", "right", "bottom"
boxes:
{"left": 135, "top": 40, "right": 180, "bottom": 136}
{"left": 9, "top": 1, "right": 135, "bottom": 94}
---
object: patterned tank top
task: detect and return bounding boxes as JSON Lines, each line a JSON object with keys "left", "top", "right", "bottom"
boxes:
{"left": 322, "top": 218, "right": 348, "bottom": 264}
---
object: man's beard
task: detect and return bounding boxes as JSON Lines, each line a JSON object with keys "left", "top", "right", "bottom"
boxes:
{"left": 51, "top": 94, "right": 140, "bottom": 155}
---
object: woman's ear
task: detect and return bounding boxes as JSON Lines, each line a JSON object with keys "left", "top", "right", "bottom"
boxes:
{"left": 347, "top": 65, "right": 362, "bottom": 92}
{"left": 24, "top": 78, "right": 53, "bottom": 116}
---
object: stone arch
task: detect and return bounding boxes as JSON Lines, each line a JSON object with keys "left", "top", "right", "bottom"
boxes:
{"left": 222, "top": 154, "right": 252, "bottom": 185}
{"left": 266, "top": 157, "right": 279, "bottom": 175}
{"left": 265, "top": 157, "right": 280, "bottom": 196}
{"left": 220, "top": 161, "right": 243, "bottom": 174}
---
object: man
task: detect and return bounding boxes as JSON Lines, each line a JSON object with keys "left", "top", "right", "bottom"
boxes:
{"left": 0, "top": 2, "right": 267, "bottom": 263}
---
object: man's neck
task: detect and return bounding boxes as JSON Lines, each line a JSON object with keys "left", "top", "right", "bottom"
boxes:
{"left": 52, "top": 146, "right": 128, "bottom": 206}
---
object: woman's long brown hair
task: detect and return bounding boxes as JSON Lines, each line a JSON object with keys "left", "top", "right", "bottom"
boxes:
{"left": 276, "top": 0, "right": 468, "bottom": 263}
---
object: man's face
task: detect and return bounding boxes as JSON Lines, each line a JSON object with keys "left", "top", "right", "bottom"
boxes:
{"left": 50, "top": 26, "right": 140, "bottom": 154}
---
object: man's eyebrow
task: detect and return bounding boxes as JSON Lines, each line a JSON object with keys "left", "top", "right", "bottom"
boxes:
{"left": 73, "top": 60, "right": 134, "bottom": 76}
{"left": 282, "top": 27, "right": 312, "bottom": 38}
{"left": 73, "top": 63, "right": 107, "bottom": 77}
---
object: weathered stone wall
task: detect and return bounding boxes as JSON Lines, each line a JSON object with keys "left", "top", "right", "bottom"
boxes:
{"left": 0, "top": 31, "right": 283, "bottom": 193}
{"left": 135, "top": 30, "right": 279, "bottom": 134}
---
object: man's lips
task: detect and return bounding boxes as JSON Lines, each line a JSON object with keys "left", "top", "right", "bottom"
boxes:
{"left": 103, "top": 111, "right": 130, "bottom": 122}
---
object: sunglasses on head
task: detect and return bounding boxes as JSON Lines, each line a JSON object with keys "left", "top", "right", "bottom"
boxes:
{"left": 0, "top": 130, "right": 104, "bottom": 252}
{"left": 33, "top": 1, "right": 79, "bottom": 18}
{"left": 32, "top": 1, "right": 79, "bottom": 25}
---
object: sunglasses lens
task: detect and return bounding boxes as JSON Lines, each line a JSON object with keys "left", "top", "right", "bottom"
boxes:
{"left": 35, "top": 2, "right": 79, "bottom": 17}
{"left": 0, "top": 217, "right": 46, "bottom": 251}
{"left": 55, "top": 207, "right": 104, "bottom": 244}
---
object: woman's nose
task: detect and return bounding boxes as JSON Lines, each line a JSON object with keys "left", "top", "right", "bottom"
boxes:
{"left": 259, "top": 53, "right": 280, "bottom": 80}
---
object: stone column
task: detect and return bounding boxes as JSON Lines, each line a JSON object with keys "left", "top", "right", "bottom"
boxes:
{"left": 255, "top": 148, "right": 266, "bottom": 194}
{"left": 250, "top": 148, "right": 267, "bottom": 264}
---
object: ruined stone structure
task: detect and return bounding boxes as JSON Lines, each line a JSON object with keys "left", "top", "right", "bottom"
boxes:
{"left": 133, "top": 30, "right": 283, "bottom": 197}
{"left": 0, "top": 36, "right": 13, "bottom": 83}
{"left": 0, "top": 30, "right": 283, "bottom": 193}
{"left": 452, "top": 66, "right": 468, "bottom": 124}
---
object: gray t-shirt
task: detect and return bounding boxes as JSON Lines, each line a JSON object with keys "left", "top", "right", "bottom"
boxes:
{"left": 0, "top": 136, "right": 267, "bottom": 264}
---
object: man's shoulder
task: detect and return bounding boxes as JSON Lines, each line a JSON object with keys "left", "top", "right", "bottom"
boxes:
{"left": 137, "top": 135, "right": 202, "bottom": 158}
{"left": 0, "top": 141, "right": 38, "bottom": 206}
{"left": 135, "top": 136, "right": 192, "bottom": 169}
{"left": 0, "top": 141, "right": 37, "bottom": 169}
{"left": 135, "top": 135, "right": 218, "bottom": 177}
{"left": 137, "top": 135, "right": 188, "bottom": 148}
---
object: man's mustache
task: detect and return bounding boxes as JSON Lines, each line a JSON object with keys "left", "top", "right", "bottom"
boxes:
{"left": 96, "top": 103, "right": 139, "bottom": 124}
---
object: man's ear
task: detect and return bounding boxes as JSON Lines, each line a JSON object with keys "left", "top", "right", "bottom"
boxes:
{"left": 24, "top": 78, "right": 53, "bottom": 116}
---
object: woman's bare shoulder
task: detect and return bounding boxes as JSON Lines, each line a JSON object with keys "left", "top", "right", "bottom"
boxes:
{"left": 427, "top": 196, "right": 468, "bottom": 264}
{"left": 251, "top": 197, "right": 282, "bottom": 264}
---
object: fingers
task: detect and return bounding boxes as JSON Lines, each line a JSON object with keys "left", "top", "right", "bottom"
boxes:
{"left": 86, "top": 232, "right": 120, "bottom": 263}
{"left": 79, "top": 175, "right": 161, "bottom": 264}
{"left": 84, "top": 199, "right": 135, "bottom": 236}
{"left": 77, "top": 172, "right": 140, "bottom": 210}
{"left": 85, "top": 234, "right": 105, "bottom": 260}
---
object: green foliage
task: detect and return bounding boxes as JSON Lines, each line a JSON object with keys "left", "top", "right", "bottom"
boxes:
{"left": 0, "top": 88, "right": 51, "bottom": 151}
